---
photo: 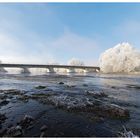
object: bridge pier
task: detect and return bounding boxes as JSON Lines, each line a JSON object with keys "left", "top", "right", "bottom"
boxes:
{"left": 95, "top": 69, "right": 99, "bottom": 72}
{"left": 20, "top": 67, "right": 30, "bottom": 74}
{"left": 82, "top": 69, "right": 89, "bottom": 73}
{"left": 48, "top": 67, "right": 55, "bottom": 73}
{"left": 0, "top": 67, "right": 7, "bottom": 73}
{"left": 67, "top": 68, "right": 75, "bottom": 73}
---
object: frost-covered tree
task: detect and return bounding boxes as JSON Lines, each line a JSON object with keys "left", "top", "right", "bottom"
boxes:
{"left": 67, "top": 58, "right": 85, "bottom": 73}
{"left": 99, "top": 42, "right": 140, "bottom": 73}
{"left": 68, "top": 58, "right": 85, "bottom": 66}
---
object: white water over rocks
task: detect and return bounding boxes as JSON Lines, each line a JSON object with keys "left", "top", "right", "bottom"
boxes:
{"left": 99, "top": 43, "right": 140, "bottom": 73}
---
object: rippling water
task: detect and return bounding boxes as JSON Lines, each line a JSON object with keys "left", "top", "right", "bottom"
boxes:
{"left": 0, "top": 72, "right": 140, "bottom": 137}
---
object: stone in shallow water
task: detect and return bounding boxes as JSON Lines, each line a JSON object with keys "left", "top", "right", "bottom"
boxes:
{"left": 40, "top": 125, "right": 47, "bottom": 132}
{"left": 83, "top": 84, "right": 88, "bottom": 87}
{"left": 0, "top": 93, "right": 7, "bottom": 100}
{"left": 100, "top": 104, "right": 130, "bottom": 119}
{"left": 111, "top": 86, "right": 117, "bottom": 89}
{"left": 0, "top": 99, "right": 10, "bottom": 106}
{"left": 6, "top": 125, "right": 23, "bottom": 137}
{"left": 0, "top": 113, "right": 7, "bottom": 124}
{"left": 19, "top": 115, "right": 34, "bottom": 129}
{"left": 31, "top": 92, "right": 58, "bottom": 100}
{"left": 65, "top": 84, "right": 76, "bottom": 88}
{"left": 17, "top": 95, "right": 29, "bottom": 102}
{"left": 59, "top": 82, "right": 64, "bottom": 85}
{"left": 45, "top": 94, "right": 129, "bottom": 119}
{"left": 0, "top": 89, "right": 25, "bottom": 95}
{"left": 126, "top": 84, "right": 140, "bottom": 89}
{"left": 85, "top": 90, "right": 107, "bottom": 97}
{"left": 35, "top": 85, "right": 47, "bottom": 89}
{"left": 119, "top": 126, "right": 139, "bottom": 137}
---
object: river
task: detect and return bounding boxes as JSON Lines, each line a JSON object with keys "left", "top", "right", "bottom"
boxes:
{"left": 0, "top": 72, "right": 140, "bottom": 137}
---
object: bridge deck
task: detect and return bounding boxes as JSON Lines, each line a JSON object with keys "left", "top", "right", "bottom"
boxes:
{"left": 0, "top": 64, "right": 100, "bottom": 70}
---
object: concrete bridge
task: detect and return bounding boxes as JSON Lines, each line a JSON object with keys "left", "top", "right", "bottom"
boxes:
{"left": 0, "top": 63, "right": 100, "bottom": 73}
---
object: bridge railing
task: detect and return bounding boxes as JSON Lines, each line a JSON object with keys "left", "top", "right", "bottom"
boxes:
{"left": 0, "top": 63, "right": 100, "bottom": 69}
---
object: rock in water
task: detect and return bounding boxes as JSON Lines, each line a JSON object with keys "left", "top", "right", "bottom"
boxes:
{"left": 0, "top": 93, "right": 7, "bottom": 100}
{"left": 35, "top": 85, "right": 47, "bottom": 89}
{"left": 1, "top": 89, "right": 25, "bottom": 95}
{"left": 59, "top": 82, "right": 64, "bottom": 85}
{"left": 19, "top": 115, "right": 34, "bottom": 129}
{"left": 6, "top": 125, "right": 23, "bottom": 137}
{"left": 0, "top": 99, "right": 10, "bottom": 106}
{"left": 119, "top": 126, "right": 139, "bottom": 137}
{"left": 0, "top": 128, "right": 7, "bottom": 137}
{"left": 40, "top": 132, "right": 45, "bottom": 137}
{"left": 0, "top": 113, "right": 7, "bottom": 124}
{"left": 85, "top": 90, "right": 107, "bottom": 97}
{"left": 44, "top": 94, "right": 129, "bottom": 119}
{"left": 114, "top": 105, "right": 129, "bottom": 118}
{"left": 40, "top": 125, "right": 47, "bottom": 132}
{"left": 103, "top": 104, "right": 130, "bottom": 119}
{"left": 83, "top": 84, "right": 88, "bottom": 87}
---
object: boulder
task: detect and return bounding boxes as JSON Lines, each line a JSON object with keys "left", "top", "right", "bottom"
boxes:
{"left": 6, "top": 125, "right": 23, "bottom": 137}
{"left": 59, "top": 82, "right": 64, "bottom": 85}
{"left": 85, "top": 90, "right": 107, "bottom": 97}
{"left": 0, "top": 99, "right": 10, "bottom": 106}
{"left": 0, "top": 93, "right": 7, "bottom": 100}
{"left": 19, "top": 115, "right": 34, "bottom": 129}
{"left": 119, "top": 126, "right": 139, "bottom": 137}
{"left": 66, "top": 85, "right": 76, "bottom": 88}
{"left": 101, "top": 104, "right": 130, "bottom": 119}
{"left": 2, "top": 89, "right": 25, "bottom": 95}
{"left": 83, "top": 84, "right": 88, "bottom": 87}
{"left": 0, "top": 113, "right": 7, "bottom": 124}
{"left": 35, "top": 86, "right": 47, "bottom": 89}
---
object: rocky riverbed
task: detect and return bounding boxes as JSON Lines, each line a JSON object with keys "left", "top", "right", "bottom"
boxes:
{"left": 0, "top": 73, "right": 140, "bottom": 137}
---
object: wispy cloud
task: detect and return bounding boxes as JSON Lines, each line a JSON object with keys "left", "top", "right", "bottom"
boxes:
{"left": 0, "top": 25, "right": 55, "bottom": 64}
{"left": 0, "top": 4, "right": 99, "bottom": 65}
{"left": 0, "top": 6, "right": 55, "bottom": 64}
{"left": 47, "top": 29, "right": 99, "bottom": 65}
{"left": 113, "top": 20, "right": 140, "bottom": 48}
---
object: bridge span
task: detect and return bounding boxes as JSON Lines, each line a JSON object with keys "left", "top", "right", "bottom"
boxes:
{"left": 0, "top": 63, "right": 100, "bottom": 73}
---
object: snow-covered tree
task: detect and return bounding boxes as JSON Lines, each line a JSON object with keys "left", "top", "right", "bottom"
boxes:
{"left": 68, "top": 58, "right": 84, "bottom": 66}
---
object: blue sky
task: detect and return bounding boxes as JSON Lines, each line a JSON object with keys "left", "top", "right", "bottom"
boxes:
{"left": 0, "top": 3, "right": 140, "bottom": 65}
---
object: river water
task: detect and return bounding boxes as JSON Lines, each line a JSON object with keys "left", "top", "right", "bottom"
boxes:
{"left": 0, "top": 72, "right": 140, "bottom": 137}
